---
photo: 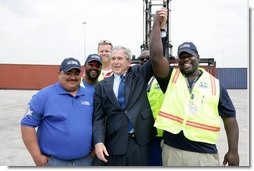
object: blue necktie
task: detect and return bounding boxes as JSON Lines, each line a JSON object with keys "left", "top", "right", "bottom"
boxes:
{"left": 117, "top": 75, "right": 133, "bottom": 133}
{"left": 117, "top": 75, "right": 126, "bottom": 108}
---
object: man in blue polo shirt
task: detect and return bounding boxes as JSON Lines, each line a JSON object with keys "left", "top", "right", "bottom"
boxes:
{"left": 21, "top": 57, "right": 94, "bottom": 166}
{"left": 80, "top": 54, "right": 104, "bottom": 166}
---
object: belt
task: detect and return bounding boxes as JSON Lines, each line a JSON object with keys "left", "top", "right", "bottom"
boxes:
{"left": 128, "top": 132, "right": 135, "bottom": 139}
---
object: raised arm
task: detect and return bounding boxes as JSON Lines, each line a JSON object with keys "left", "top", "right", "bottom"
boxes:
{"left": 150, "top": 7, "right": 170, "bottom": 78}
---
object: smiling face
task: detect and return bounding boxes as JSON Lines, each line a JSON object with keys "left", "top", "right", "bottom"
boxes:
{"left": 98, "top": 44, "right": 112, "bottom": 65}
{"left": 178, "top": 52, "right": 199, "bottom": 76}
{"left": 58, "top": 68, "right": 81, "bottom": 93}
{"left": 110, "top": 49, "right": 131, "bottom": 75}
{"left": 84, "top": 60, "right": 102, "bottom": 80}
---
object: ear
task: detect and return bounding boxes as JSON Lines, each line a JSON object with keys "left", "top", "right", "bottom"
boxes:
{"left": 58, "top": 71, "right": 62, "bottom": 79}
{"left": 128, "top": 59, "right": 132, "bottom": 66}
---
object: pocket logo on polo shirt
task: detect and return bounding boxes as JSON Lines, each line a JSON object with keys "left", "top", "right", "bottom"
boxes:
{"left": 81, "top": 101, "right": 90, "bottom": 106}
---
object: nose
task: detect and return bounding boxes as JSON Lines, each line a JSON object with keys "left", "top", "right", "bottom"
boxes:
{"left": 69, "top": 73, "right": 78, "bottom": 79}
{"left": 102, "top": 51, "right": 108, "bottom": 55}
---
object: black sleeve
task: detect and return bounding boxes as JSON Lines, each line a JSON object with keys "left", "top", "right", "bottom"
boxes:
{"left": 140, "top": 60, "right": 154, "bottom": 83}
{"left": 218, "top": 82, "right": 236, "bottom": 118}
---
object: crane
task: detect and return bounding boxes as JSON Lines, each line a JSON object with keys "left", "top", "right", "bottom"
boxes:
{"left": 140, "top": 0, "right": 173, "bottom": 58}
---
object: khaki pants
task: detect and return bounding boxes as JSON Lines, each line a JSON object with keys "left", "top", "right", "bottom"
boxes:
{"left": 161, "top": 141, "right": 220, "bottom": 166}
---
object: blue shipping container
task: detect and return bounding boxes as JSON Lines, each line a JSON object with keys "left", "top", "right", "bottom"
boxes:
{"left": 216, "top": 68, "right": 248, "bottom": 89}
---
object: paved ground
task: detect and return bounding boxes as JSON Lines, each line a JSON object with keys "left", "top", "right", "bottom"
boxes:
{"left": 0, "top": 89, "right": 250, "bottom": 166}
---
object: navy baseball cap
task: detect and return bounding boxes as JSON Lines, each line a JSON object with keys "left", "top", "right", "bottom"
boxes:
{"left": 59, "top": 57, "right": 81, "bottom": 72}
{"left": 85, "top": 54, "right": 102, "bottom": 65}
{"left": 177, "top": 42, "right": 198, "bottom": 56}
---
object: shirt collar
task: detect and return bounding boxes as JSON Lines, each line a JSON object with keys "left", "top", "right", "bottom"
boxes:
{"left": 55, "top": 82, "right": 85, "bottom": 97}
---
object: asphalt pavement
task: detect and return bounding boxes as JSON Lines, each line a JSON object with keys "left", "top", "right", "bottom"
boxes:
{"left": 0, "top": 89, "right": 249, "bottom": 166}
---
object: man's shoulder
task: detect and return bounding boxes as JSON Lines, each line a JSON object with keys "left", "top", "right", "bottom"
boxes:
{"left": 128, "top": 62, "right": 152, "bottom": 77}
{"left": 38, "top": 83, "right": 56, "bottom": 92}
{"left": 35, "top": 83, "right": 58, "bottom": 97}
{"left": 95, "top": 76, "right": 112, "bottom": 87}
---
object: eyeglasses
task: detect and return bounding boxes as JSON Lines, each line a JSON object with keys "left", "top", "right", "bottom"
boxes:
{"left": 87, "top": 62, "right": 102, "bottom": 68}
{"left": 98, "top": 40, "right": 112, "bottom": 46}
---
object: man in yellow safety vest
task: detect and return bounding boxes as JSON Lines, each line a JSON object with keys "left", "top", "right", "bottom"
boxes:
{"left": 149, "top": 11, "right": 239, "bottom": 166}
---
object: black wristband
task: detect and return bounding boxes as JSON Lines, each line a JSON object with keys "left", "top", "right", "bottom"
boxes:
{"left": 160, "top": 29, "right": 166, "bottom": 32}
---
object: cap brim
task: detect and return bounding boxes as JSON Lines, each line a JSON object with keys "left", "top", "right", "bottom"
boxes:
{"left": 86, "top": 59, "right": 102, "bottom": 65}
{"left": 62, "top": 66, "right": 81, "bottom": 72}
{"left": 178, "top": 49, "right": 196, "bottom": 56}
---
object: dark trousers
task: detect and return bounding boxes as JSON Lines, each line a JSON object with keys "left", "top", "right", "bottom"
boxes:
{"left": 92, "top": 156, "right": 105, "bottom": 166}
{"left": 149, "top": 137, "right": 162, "bottom": 166}
{"left": 106, "top": 138, "right": 149, "bottom": 166}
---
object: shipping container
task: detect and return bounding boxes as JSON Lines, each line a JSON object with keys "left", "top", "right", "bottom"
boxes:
{"left": 0, "top": 64, "right": 247, "bottom": 90}
{"left": 0, "top": 64, "right": 60, "bottom": 90}
{"left": 216, "top": 68, "right": 248, "bottom": 89}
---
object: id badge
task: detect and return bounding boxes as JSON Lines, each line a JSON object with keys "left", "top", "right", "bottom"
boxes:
{"left": 189, "top": 103, "right": 198, "bottom": 114}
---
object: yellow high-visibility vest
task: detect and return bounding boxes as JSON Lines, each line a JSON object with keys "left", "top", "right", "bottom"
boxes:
{"left": 154, "top": 68, "right": 221, "bottom": 144}
{"left": 80, "top": 79, "right": 85, "bottom": 88}
{"left": 147, "top": 78, "right": 164, "bottom": 137}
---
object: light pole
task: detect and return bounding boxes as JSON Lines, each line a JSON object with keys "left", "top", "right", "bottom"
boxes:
{"left": 82, "top": 21, "right": 87, "bottom": 59}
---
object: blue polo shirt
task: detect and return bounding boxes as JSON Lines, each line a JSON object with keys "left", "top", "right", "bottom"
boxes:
{"left": 21, "top": 83, "right": 93, "bottom": 160}
{"left": 81, "top": 79, "right": 95, "bottom": 95}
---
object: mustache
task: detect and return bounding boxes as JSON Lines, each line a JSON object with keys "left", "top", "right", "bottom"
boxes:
{"left": 66, "top": 78, "right": 78, "bottom": 82}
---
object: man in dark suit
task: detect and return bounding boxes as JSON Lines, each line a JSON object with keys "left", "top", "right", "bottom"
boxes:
{"left": 92, "top": 7, "right": 167, "bottom": 167}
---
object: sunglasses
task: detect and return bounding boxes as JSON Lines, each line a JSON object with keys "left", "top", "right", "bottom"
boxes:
{"left": 87, "top": 62, "right": 102, "bottom": 68}
{"left": 139, "top": 56, "right": 150, "bottom": 61}
{"left": 98, "top": 40, "right": 112, "bottom": 46}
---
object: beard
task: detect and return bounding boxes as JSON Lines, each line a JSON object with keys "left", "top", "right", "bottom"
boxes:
{"left": 181, "top": 67, "right": 196, "bottom": 76}
{"left": 180, "top": 62, "right": 199, "bottom": 76}
{"left": 85, "top": 69, "right": 99, "bottom": 80}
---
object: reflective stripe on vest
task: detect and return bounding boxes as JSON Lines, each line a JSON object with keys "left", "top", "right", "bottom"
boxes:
{"left": 186, "top": 120, "right": 220, "bottom": 132}
{"left": 158, "top": 111, "right": 183, "bottom": 124}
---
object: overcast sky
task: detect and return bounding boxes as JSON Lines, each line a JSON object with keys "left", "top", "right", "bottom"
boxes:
{"left": 0, "top": 0, "right": 250, "bottom": 67}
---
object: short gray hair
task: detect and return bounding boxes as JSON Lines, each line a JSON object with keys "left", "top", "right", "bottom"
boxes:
{"left": 110, "top": 46, "right": 132, "bottom": 61}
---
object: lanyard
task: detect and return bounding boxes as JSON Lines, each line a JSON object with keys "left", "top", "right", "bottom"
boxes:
{"left": 185, "top": 70, "right": 202, "bottom": 94}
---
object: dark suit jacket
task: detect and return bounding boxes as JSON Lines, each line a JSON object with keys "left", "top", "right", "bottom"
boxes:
{"left": 93, "top": 60, "right": 156, "bottom": 155}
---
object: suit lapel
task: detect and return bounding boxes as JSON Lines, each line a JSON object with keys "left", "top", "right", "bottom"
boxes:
{"left": 125, "top": 71, "right": 137, "bottom": 107}
{"left": 104, "top": 76, "right": 119, "bottom": 107}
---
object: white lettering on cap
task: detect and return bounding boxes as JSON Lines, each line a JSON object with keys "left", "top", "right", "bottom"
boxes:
{"left": 180, "top": 44, "right": 191, "bottom": 49}
{"left": 67, "top": 61, "right": 79, "bottom": 65}
{"left": 91, "top": 55, "right": 100, "bottom": 60}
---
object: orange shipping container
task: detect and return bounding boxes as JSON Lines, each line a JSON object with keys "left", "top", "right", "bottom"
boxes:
{"left": 0, "top": 61, "right": 215, "bottom": 90}
{"left": 0, "top": 64, "right": 60, "bottom": 90}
